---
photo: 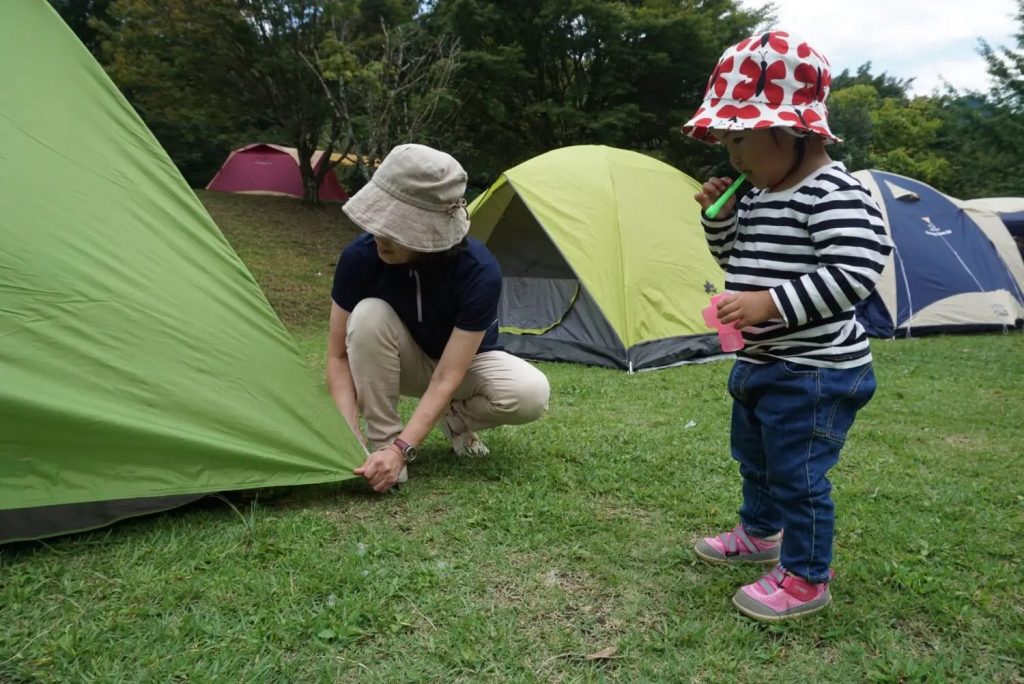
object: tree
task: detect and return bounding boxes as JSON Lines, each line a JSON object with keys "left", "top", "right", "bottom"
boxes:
{"left": 869, "top": 97, "right": 951, "bottom": 188}
{"left": 421, "top": 0, "right": 765, "bottom": 189}
{"left": 832, "top": 62, "right": 914, "bottom": 100}
{"left": 48, "top": 0, "right": 114, "bottom": 56}
{"left": 828, "top": 75, "right": 950, "bottom": 190}
{"left": 932, "top": 0, "right": 1024, "bottom": 196}
{"left": 826, "top": 84, "right": 877, "bottom": 171}
{"left": 237, "top": 0, "right": 350, "bottom": 203}
{"left": 97, "top": 0, "right": 264, "bottom": 187}
{"left": 313, "top": 14, "right": 461, "bottom": 185}
{"left": 929, "top": 90, "right": 1024, "bottom": 197}
{"left": 980, "top": 0, "right": 1024, "bottom": 109}
{"left": 98, "top": 0, "right": 421, "bottom": 201}
{"left": 242, "top": 0, "right": 431, "bottom": 197}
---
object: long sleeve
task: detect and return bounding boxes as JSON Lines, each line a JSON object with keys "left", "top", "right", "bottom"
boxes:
{"left": 702, "top": 211, "right": 740, "bottom": 270}
{"left": 769, "top": 184, "right": 892, "bottom": 327}
{"left": 717, "top": 162, "right": 893, "bottom": 368}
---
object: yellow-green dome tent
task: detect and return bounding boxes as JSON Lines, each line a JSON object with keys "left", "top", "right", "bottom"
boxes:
{"left": 470, "top": 146, "right": 725, "bottom": 371}
{"left": 0, "top": 1, "right": 363, "bottom": 543}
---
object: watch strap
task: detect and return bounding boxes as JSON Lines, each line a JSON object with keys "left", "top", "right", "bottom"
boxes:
{"left": 392, "top": 438, "right": 417, "bottom": 462}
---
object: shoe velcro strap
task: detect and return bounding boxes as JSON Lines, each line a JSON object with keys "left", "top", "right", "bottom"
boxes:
{"left": 726, "top": 526, "right": 756, "bottom": 556}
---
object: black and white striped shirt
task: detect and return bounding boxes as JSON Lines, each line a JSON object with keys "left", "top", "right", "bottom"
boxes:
{"left": 702, "top": 162, "right": 892, "bottom": 369}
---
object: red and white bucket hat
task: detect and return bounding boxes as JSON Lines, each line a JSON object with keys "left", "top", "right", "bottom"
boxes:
{"left": 681, "top": 31, "right": 841, "bottom": 144}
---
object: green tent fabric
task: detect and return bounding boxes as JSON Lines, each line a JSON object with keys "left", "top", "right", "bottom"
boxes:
{"left": 0, "top": 1, "right": 363, "bottom": 543}
{"left": 469, "top": 145, "right": 726, "bottom": 371}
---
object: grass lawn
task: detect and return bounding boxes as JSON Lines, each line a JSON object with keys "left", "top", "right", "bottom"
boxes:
{"left": 2, "top": 192, "right": 1022, "bottom": 682}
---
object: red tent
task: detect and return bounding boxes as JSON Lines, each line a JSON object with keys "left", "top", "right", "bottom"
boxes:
{"left": 206, "top": 143, "right": 349, "bottom": 201}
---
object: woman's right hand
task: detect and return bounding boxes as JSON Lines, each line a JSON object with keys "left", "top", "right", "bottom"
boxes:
{"left": 694, "top": 177, "right": 737, "bottom": 218}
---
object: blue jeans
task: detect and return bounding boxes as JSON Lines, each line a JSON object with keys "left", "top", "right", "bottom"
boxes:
{"left": 728, "top": 359, "right": 877, "bottom": 583}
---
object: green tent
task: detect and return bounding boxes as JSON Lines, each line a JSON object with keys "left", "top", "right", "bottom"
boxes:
{"left": 0, "top": 1, "right": 363, "bottom": 543}
{"left": 469, "top": 146, "right": 725, "bottom": 371}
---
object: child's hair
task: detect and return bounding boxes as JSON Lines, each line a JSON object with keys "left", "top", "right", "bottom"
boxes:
{"left": 771, "top": 129, "right": 809, "bottom": 180}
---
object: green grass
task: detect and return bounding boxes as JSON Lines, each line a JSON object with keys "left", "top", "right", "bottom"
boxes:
{"left": 200, "top": 190, "right": 360, "bottom": 338}
{"left": 2, "top": 193, "right": 1023, "bottom": 682}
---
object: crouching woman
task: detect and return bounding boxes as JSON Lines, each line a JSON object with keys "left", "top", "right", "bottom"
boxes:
{"left": 327, "top": 144, "right": 550, "bottom": 492}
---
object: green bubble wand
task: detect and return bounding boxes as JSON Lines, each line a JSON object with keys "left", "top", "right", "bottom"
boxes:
{"left": 705, "top": 173, "right": 747, "bottom": 219}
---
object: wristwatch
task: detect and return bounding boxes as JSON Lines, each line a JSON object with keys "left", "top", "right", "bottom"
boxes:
{"left": 392, "top": 438, "right": 418, "bottom": 463}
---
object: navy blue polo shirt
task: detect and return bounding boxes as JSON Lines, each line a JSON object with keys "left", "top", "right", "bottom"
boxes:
{"left": 331, "top": 233, "right": 503, "bottom": 359}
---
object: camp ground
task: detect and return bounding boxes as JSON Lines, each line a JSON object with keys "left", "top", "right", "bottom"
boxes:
{"left": 2, "top": 1, "right": 1023, "bottom": 681}
{"left": 0, "top": 1, "right": 364, "bottom": 544}
{"left": 469, "top": 156, "right": 1024, "bottom": 369}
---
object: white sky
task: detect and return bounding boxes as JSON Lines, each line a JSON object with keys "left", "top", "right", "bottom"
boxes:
{"left": 738, "top": 0, "right": 1020, "bottom": 95}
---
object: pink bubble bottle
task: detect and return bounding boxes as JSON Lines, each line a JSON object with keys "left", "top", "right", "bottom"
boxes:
{"left": 702, "top": 293, "right": 745, "bottom": 353}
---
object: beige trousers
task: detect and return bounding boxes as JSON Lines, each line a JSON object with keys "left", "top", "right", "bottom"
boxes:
{"left": 346, "top": 298, "right": 550, "bottom": 445}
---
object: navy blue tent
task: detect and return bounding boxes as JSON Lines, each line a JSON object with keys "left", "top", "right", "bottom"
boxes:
{"left": 998, "top": 212, "right": 1024, "bottom": 239}
{"left": 964, "top": 197, "right": 1024, "bottom": 258}
{"left": 852, "top": 171, "right": 1024, "bottom": 337}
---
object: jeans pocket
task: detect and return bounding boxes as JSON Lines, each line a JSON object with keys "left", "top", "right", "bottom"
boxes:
{"left": 727, "top": 361, "right": 748, "bottom": 400}
{"left": 848, "top": 364, "right": 877, "bottom": 406}
{"left": 782, "top": 360, "right": 820, "bottom": 376}
{"left": 819, "top": 365, "right": 876, "bottom": 443}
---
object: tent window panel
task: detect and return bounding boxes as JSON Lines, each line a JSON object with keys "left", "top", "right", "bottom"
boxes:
{"left": 487, "top": 195, "right": 575, "bottom": 279}
{"left": 499, "top": 277, "right": 579, "bottom": 334}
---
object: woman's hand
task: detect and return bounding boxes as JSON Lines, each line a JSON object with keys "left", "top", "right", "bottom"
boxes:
{"left": 353, "top": 445, "right": 405, "bottom": 493}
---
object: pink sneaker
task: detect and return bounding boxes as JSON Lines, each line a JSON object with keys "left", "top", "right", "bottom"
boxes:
{"left": 732, "top": 565, "right": 834, "bottom": 622}
{"left": 694, "top": 525, "right": 781, "bottom": 564}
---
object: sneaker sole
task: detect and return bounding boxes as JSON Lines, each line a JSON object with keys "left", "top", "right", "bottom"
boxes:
{"left": 732, "top": 592, "right": 832, "bottom": 623}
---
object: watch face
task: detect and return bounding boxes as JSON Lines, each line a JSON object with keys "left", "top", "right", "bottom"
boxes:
{"left": 393, "top": 439, "right": 417, "bottom": 462}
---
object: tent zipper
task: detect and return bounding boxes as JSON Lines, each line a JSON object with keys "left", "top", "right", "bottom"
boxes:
{"left": 410, "top": 268, "right": 423, "bottom": 322}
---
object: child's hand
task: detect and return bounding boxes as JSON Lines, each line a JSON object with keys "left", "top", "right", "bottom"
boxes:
{"left": 717, "top": 291, "right": 780, "bottom": 328}
{"left": 694, "top": 177, "right": 738, "bottom": 218}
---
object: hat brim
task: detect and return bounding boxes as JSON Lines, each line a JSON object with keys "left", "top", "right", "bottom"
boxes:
{"left": 342, "top": 180, "right": 469, "bottom": 253}
{"left": 681, "top": 99, "right": 841, "bottom": 145}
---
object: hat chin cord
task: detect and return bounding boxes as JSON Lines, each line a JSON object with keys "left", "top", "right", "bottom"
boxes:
{"left": 769, "top": 135, "right": 808, "bottom": 192}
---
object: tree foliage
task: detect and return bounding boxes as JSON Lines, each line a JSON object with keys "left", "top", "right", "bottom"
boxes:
{"left": 946, "top": 0, "right": 1024, "bottom": 196}
{"left": 48, "top": 0, "right": 114, "bottom": 56}
{"left": 236, "top": 0, "right": 348, "bottom": 203}
{"left": 829, "top": 75, "right": 951, "bottom": 191}
{"left": 52, "top": 0, "right": 1024, "bottom": 199}
{"left": 421, "top": 0, "right": 766, "bottom": 189}
{"left": 832, "top": 62, "right": 915, "bottom": 100}
{"left": 980, "top": 0, "right": 1024, "bottom": 109}
{"left": 96, "top": 0, "right": 263, "bottom": 187}
{"left": 97, "top": 0, "right": 426, "bottom": 201}
{"left": 313, "top": 11, "right": 461, "bottom": 188}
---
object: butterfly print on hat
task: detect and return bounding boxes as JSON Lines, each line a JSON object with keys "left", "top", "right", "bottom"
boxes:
{"left": 717, "top": 104, "right": 761, "bottom": 120}
{"left": 706, "top": 56, "right": 735, "bottom": 98}
{"left": 793, "top": 62, "right": 826, "bottom": 105}
{"left": 736, "top": 31, "right": 790, "bottom": 54}
{"left": 734, "top": 54, "right": 787, "bottom": 103}
{"left": 778, "top": 108, "right": 829, "bottom": 136}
